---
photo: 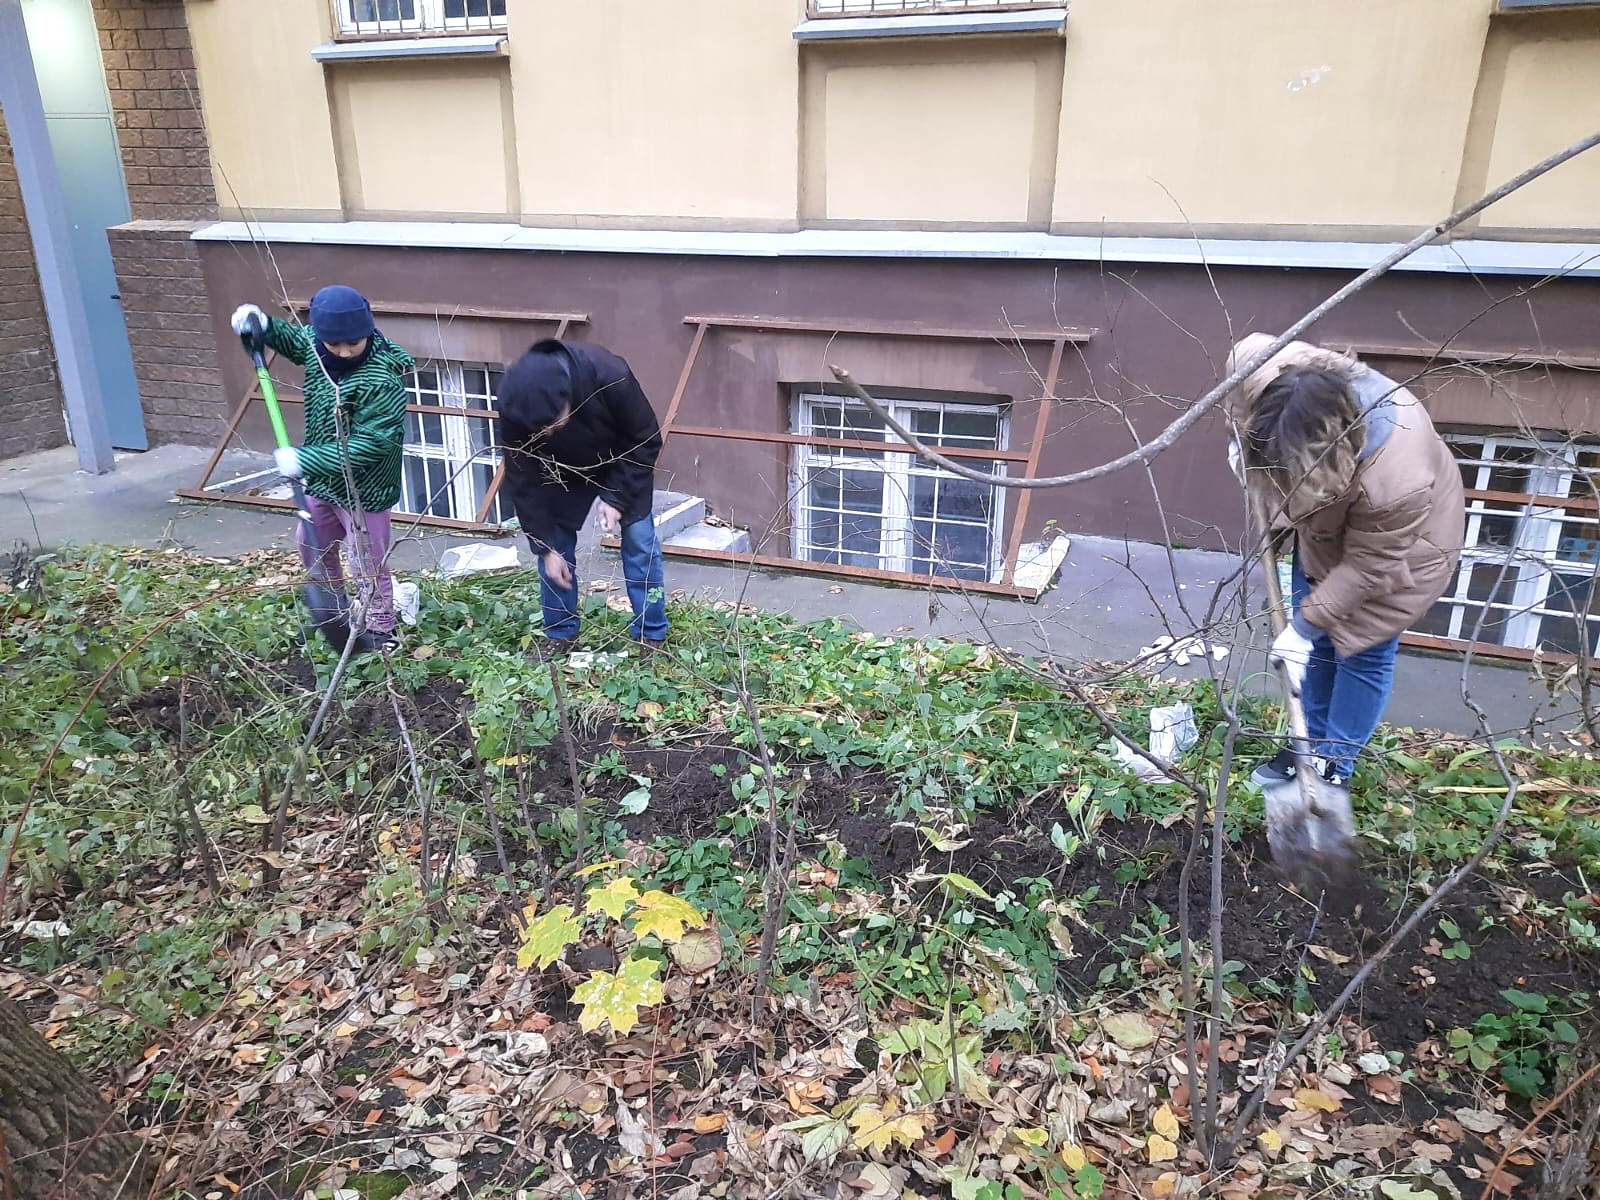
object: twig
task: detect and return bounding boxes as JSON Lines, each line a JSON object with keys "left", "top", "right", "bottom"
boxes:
{"left": 740, "top": 686, "right": 802, "bottom": 1028}
{"left": 826, "top": 129, "right": 1600, "bottom": 492}
{"left": 545, "top": 654, "right": 587, "bottom": 872}
{"left": 464, "top": 713, "right": 517, "bottom": 906}
{"left": 1481, "top": 1060, "right": 1600, "bottom": 1200}
{"left": 177, "top": 681, "right": 221, "bottom": 894}
{"left": 384, "top": 665, "right": 436, "bottom": 895}
{"left": 1203, "top": 723, "right": 1239, "bottom": 1151}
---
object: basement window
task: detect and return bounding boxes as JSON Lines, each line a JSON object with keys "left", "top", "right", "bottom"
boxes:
{"left": 1411, "top": 433, "right": 1600, "bottom": 655}
{"left": 790, "top": 391, "right": 1009, "bottom": 583}
{"left": 399, "top": 362, "right": 508, "bottom": 526}
{"left": 335, "top": 0, "right": 506, "bottom": 38}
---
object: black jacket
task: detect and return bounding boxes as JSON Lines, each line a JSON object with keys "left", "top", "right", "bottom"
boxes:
{"left": 496, "top": 340, "right": 662, "bottom": 552}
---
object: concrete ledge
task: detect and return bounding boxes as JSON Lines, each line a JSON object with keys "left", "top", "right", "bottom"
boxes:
{"left": 793, "top": 9, "right": 1066, "bottom": 40}
{"left": 190, "top": 220, "right": 1600, "bottom": 280}
{"left": 311, "top": 35, "right": 506, "bottom": 62}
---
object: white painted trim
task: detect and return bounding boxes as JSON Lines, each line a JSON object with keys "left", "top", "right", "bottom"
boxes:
{"left": 310, "top": 34, "right": 505, "bottom": 61}
{"left": 793, "top": 9, "right": 1067, "bottom": 39}
{"left": 190, "top": 220, "right": 1600, "bottom": 278}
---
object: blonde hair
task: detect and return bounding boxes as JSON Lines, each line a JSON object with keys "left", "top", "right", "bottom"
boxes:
{"left": 1244, "top": 364, "right": 1365, "bottom": 515}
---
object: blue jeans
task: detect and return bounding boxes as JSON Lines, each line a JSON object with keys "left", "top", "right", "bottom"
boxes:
{"left": 534, "top": 513, "right": 669, "bottom": 643}
{"left": 1291, "top": 556, "right": 1399, "bottom": 779}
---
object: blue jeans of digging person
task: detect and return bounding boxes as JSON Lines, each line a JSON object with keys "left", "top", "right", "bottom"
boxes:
{"left": 535, "top": 513, "right": 670, "bottom": 644}
{"left": 1291, "top": 557, "right": 1399, "bottom": 780}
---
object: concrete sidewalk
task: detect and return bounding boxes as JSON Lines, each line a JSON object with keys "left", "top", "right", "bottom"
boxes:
{"left": 1, "top": 443, "right": 1578, "bottom": 742}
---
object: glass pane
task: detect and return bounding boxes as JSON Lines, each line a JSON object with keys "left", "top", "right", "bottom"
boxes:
{"left": 402, "top": 457, "right": 428, "bottom": 513}
{"left": 413, "top": 368, "right": 440, "bottom": 394}
{"left": 468, "top": 417, "right": 495, "bottom": 454}
{"left": 1471, "top": 505, "right": 1520, "bottom": 550}
{"left": 1410, "top": 599, "right": 1456, "bottom": 640}
{"left": 1537, "top": 572, "right": 1600, "bottom": 655}
{"left": 471, "top": 461, "right": 503, "bottom": 524}
{"left": 421, "top": 412, "right": 444, "bottom": 446}
{"left": 803, "top": 467, "right": 884, "bottom": 568}
{"left": 425, "top": 460, "right": 452, "bottom": 518}
{"left": 938, "top": 409, "right": 1001, "bottom": 449}
{"left": 1465, "top": 562, "right": 1518, "bottom": 606}
{"left": 1485, "top": 443, "right": 1539, "bottom": 495}
{"left": 404, "top": 412, "right": 423, "bottom": 445}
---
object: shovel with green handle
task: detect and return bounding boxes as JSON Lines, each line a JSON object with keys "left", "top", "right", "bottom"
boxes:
{"left": 238, "top": 314, "right": 352, "bottom": 652}
{"left": 1250, "top": 490, "right": 1356, "bottom": 891}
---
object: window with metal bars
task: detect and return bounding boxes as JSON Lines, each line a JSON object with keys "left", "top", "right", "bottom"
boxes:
{"left": 398, "top": 362, "right": 508, "bottom": 526}
{"left": 1411, "top": 433, "right": 1600, "bottom": 655}
{"left": 807, "top": 0, "right": 1060, "bottom": 15}
{"left": 335, "top": 0, "right": 506, "bottom": 38}
{"left": 789, "top": 391, "right": 1008, "bottom": 582}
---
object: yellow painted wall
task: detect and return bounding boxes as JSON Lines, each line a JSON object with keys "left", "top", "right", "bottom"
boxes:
{"left": 814, "top": 51, "right": 1048, "bottom": 225}
{"left": 332, "top": 62, "right": 514, "bottom": 217}
{"left": 1475, "top": 24, "right": 1600, "bottom": 233}
{"left": 184, "top": 0, "right": 342, "bottom": 216}
{"left": 1051, "top": 0, "right": 1493, "bottom": 234}
{"left": 509, "top": 0, "right": 800, "bottom": 226}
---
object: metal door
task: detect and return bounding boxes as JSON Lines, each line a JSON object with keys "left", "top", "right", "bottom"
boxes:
{"left": 24, "top": 0, "right": 147, "bottom": 450}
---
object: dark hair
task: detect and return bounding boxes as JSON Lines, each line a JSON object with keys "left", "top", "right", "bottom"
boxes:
{"left": 1244, "top": 365, "right": 1365, "bottom": 509}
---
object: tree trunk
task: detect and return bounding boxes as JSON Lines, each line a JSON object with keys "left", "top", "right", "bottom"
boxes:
{"left": 0, "top": 996, "right": 153, "bottom": 1200}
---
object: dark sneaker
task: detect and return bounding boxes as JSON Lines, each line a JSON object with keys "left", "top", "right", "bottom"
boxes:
{"left": 353, "top": 630, "right": 401, "bottom": 657}
{"left": 1250, "top": 749, "right": 1297, "bottom": 788}
{"left": 541, "top": 637, "right": 577, "bottom": 659}
{"left": 634, "top": 634, "right": 667, "bottom": 654}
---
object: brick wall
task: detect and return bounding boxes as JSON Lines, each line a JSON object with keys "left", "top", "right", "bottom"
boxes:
{"left": 97, "top": 0, "right": 229, "bottom": 447}
{"left": 0, "top": 110, "right": 67, "bottom": 460}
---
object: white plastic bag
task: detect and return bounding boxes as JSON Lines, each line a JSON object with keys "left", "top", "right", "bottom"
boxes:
{"left": 1113, "top": 701, "right": 1198, "bottom": 782}
{"left": 393, "top": 579, "right": 420, "bottom": 626}
{"left": 1149, "top": 702, "right": 1198, "bottom": 761}
{"left": 438, "top": 543, "right": 521, "bottom": 579}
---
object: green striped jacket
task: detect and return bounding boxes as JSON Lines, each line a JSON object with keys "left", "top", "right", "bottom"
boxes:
{"left": 263, "top": 317, "right": 415, "bottom": 513}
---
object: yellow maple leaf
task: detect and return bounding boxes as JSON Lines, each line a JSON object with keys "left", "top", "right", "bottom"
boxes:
{"left": 629, "top": 890, "right": 705, "bottom": 943}
{"left": 847, "top": 1099, "right": 929, "bottom": 1152}
{"left": 516, "top": 904, "right": 582, "bottom": 970}
{"left": 1152, "top": 1103, "right": 1180, "bottom": 1139}
{"left": 1147, "top": 1133, "right": 1178, "bottom": 1163}
{"left": 1014, "top": 1127, "right": 1049, "bottom": 1148}
{"left": 572, "top": 955, "right": 664, "bottom": 1035}
{"left": 1258, "top": 1128, "right": 1284, "bottom": 1153}
{"left": 586, "top": 875, "right": 640, "bottom": 921}
{"left": 1060, "top": 1144, "right": 1087, "bottom": 1171}
{"left": 1295, "top": 1087, "right": 1341, "bottom": 1113}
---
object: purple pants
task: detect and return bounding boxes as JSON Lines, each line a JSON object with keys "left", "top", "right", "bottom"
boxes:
{"left": 294, "top": 495, "right": 396, "bottom": 634}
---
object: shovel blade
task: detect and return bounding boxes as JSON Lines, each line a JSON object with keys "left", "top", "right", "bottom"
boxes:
{"left": 302, "top": 580, "right": 352, "bottom": 651}
{"left": 1263, "top": 777, "right": 1357, "bottom": 894}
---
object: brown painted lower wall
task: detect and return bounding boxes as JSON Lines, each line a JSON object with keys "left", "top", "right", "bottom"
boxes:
{"left": 0, "top": 113, "right": 66, "bottom": 461}
{"left": 109, "top": 221, "right": 229, "bottom": 447}
{"left": 194, "top": 239, "right": 1600, "bottom": 551}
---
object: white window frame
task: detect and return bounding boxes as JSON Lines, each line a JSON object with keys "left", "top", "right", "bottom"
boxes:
{"left": 1419, "top": 433, "right": 1600, "bottom": 654}
{"left": 789, "top": 391, "right": 1009, "bottom": 583}
{"left": 398, "top": 361, "right": 508, "bottom": 526}
{"left": 335, "top": 0, "right": 507, "bottom": 38}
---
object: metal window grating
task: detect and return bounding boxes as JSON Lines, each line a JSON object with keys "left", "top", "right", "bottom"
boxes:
{"left": 335, "top": 0, "right": 506, "bottom": 39}
{"left": 399, "top": 362, "right": 508, "bottom": 525}
{"left": 1412, "top": 433, "right": 1600, "bottom": 656}
{"left": 790, "top": 392, "right": 1008, "bottom": 583}
{"left": 807, "top": 0, "right": 1061, "bottom": 15}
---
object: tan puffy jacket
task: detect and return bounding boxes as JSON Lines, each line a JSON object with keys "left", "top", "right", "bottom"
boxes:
{"left": 1223, "top": 334, "right": 1465, "bottom": 657}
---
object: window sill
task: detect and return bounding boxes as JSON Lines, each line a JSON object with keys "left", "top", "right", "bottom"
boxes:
{"left": 1496, "top": 0, "right": 1600, "bottom": 9}
{"left": 312, "top": 34, "right": 507, "bottom": 62}
{"left": 793, "top": 8, "right": 1066, "bottom": 40}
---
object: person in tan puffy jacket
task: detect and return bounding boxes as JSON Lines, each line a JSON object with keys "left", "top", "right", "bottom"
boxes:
{"left": 1223, "top": 334, "right": 1465, "bottom": 799}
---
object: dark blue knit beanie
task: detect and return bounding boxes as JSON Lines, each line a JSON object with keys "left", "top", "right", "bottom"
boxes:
{"left": 309, "top": 285, "right": 375, "bottom": 345}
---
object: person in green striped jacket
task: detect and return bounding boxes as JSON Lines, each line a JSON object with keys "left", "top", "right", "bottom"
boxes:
{"left": 230, "top": 286, "right": 415, "bottom": 655}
